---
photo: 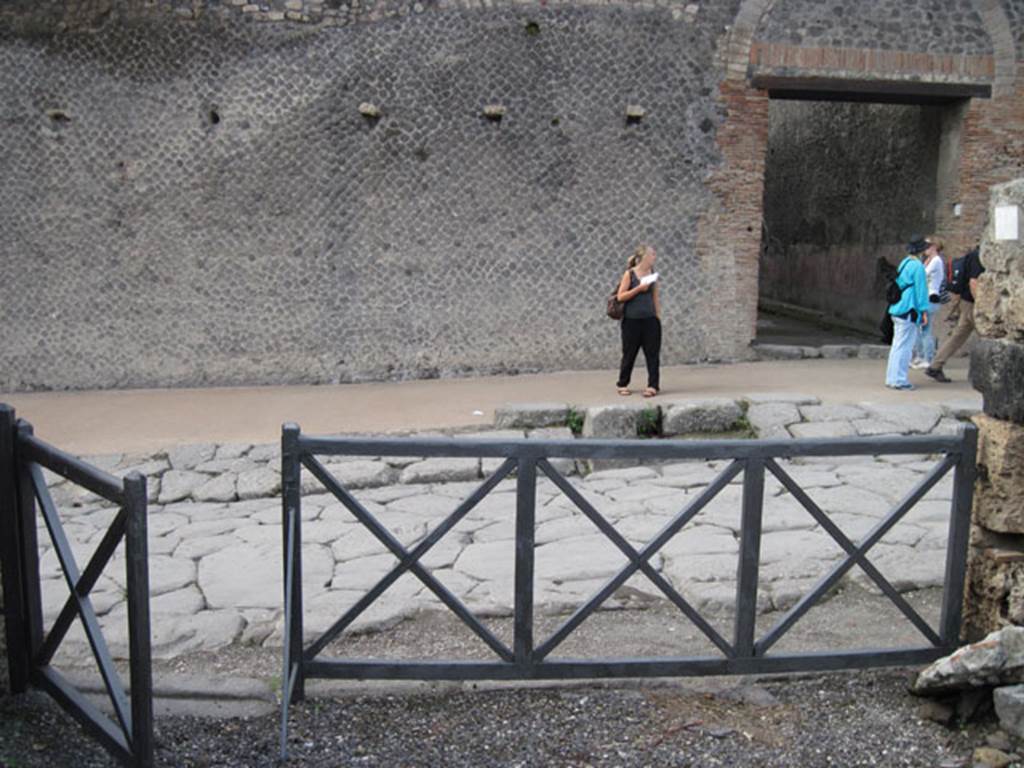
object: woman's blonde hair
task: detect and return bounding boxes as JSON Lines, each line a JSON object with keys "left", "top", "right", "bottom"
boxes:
{"left": 627, "top": 243, "right": 652, "bottom": 269}
{"left": 926, "top": 236, "right": 944, "bottom": 253}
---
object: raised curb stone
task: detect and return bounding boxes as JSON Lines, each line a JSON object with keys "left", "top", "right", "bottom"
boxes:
{"left": 744, "top": 393, "right": 821, "bottom": 406}
{"left": 819, "top": 344, "right": 858, "bottom": 359}
{"left": 582, "top": 404, "right": 646, "bottom": 439}
{"left": 662, "top": 398, "right": 743, "bottom": 435}
{"left": 857, "top": 344, "right": 891, "bottom": 359}
{"left": 494, "top": 403, "right": 569, "bottom": 429}
{"left": 752, "top": 344, "right": 803, "bottom": 360}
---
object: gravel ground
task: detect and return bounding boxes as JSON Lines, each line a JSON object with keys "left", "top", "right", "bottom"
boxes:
{"left": 0, "top": 668, "right": 1007, "bottom": 767}
{"left": 1, "top": 589, "right": 1019, "bottom": 767}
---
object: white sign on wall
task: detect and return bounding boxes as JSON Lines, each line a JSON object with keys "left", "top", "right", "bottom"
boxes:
{"left": 995, "top": 204, "right": 1020, "bottom": 241}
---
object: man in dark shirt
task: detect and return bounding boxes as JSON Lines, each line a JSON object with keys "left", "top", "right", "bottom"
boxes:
{"left": 926, "top": 246, "right": 985, "bottom": 383}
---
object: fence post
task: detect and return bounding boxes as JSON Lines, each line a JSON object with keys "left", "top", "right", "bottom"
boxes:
{"left": 0, "top": 405, "right": 29, "bottom": 692}
{"left": 513, "top": 451, "right": 537, "bottom": 667}
{"left": 123, "top": 472, "right": 154, "bottom": 767}
{"left": 939, "top": 423, "right": 978, "bottom": 646}
{"left": 281, "top": 423, "right": 304, "bottom": 703}
{"left": 14, "top": 420, "right": 43, "bottom": 669}
{"left": 734, "top": 458, "right": 765, "bottom": 658}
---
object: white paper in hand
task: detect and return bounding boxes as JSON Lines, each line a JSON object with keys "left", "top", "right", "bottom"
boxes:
{"left": 639, "top": 272, "right": 659, "bottom": 286}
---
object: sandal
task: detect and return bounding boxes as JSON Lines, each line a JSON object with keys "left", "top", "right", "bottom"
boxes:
{"left": 642, "top": 387, "right": 658, "bottom": 398}
{"left": 617, "top": 388, "right": 632, "bottom": 396}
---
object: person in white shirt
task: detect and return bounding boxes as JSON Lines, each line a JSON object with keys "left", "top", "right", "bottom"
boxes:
{"left": 911, "top": 236, "right": 946, "bottom": 369}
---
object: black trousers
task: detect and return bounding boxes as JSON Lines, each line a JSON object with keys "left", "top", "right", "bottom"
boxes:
{"left": 617, "top": 316, "right": 661, "bottom": 390}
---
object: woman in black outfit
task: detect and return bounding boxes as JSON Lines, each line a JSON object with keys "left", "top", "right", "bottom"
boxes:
{"left": 615, "top": 243, "right": 661, "bottom": 397}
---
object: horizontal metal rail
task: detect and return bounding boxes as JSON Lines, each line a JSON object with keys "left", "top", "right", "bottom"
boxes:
{"left": 280, "top": 421, "right": 977, "bottom": 760}
{"left": 304, "top": 647, "right": 949, "bottom": 681}
{"left": 297, "top": 433, "right": 964, "bottom": 460}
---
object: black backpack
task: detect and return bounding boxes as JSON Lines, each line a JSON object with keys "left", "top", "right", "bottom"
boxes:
{"left": 945, "top": 249, "right": 975, "bottom": 296}
{"left": 886, "top": 261, "right": 909, "bottom": 305}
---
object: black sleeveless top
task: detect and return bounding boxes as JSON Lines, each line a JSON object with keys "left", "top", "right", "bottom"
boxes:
{"left": 624, "top": 270, "right": 656, "bottom": 320}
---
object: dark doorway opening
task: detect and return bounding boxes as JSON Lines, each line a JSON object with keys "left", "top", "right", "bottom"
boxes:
{"left": 756, "top": 80, "right": 974, "bottom": 348}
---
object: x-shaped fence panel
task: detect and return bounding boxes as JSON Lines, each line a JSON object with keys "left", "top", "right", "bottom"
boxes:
{"left": 0, "top": 405, "right": 153, "bottom": 768}
{"left": 279, "top": 421, "right": 977, "bottom": 759}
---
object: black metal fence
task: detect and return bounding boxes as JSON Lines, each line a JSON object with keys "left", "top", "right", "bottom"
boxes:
{"left": 0, "top": 404, "right": 154, "bottom": 768}
{"left": 280, "top": 421, "right": 978, "bottom": 755}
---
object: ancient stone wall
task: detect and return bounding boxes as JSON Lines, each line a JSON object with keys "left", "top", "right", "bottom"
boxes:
{"left": 0, "top": 2, "right": 742, "bottom": 390}
{"left": 0, "top": 0, "right": 1020, "bottom": 390}
{"left": 759, "top": 0, "right": 992, "bottom": 56}
{"left": 963, "top": 178, "right": 1024, "bottom": 640}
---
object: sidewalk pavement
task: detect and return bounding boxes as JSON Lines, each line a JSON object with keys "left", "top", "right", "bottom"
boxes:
{"left": 2, "top": 358, "right": 978, "bottom": 455}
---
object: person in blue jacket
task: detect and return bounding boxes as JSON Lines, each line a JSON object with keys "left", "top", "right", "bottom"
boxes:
{"left": 885, "top": 238, "right": 931, "bottom": 390}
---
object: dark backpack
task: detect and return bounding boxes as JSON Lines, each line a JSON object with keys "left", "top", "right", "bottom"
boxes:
{"left": 886, "top": 261, "right": 909, "bottom": 305}
{"left": 945, "top": 251, "right": 972, "bottom": 296}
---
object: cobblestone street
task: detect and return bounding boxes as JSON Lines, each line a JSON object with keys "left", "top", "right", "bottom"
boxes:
{"left": 36, "top": 393, "right": 978, "bottom": 664}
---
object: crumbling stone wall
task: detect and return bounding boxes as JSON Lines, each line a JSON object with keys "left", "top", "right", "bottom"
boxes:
{"left": 963, "top": 178, "right": 1024, "bottom": 640}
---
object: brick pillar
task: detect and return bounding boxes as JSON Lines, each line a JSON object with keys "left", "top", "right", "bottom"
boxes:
{"left": 696, "top": 80, "right": 769, "bottom": 360}
{"left": 943, "top": 68, "right": 1024, "bottom": 259}
{"left": 962, "top": 178, "right": 1024, "bottom": 640}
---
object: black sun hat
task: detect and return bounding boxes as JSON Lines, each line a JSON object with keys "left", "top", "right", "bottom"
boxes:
{"left": 906, "top": 236, "right": 929, "bottom": 255}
